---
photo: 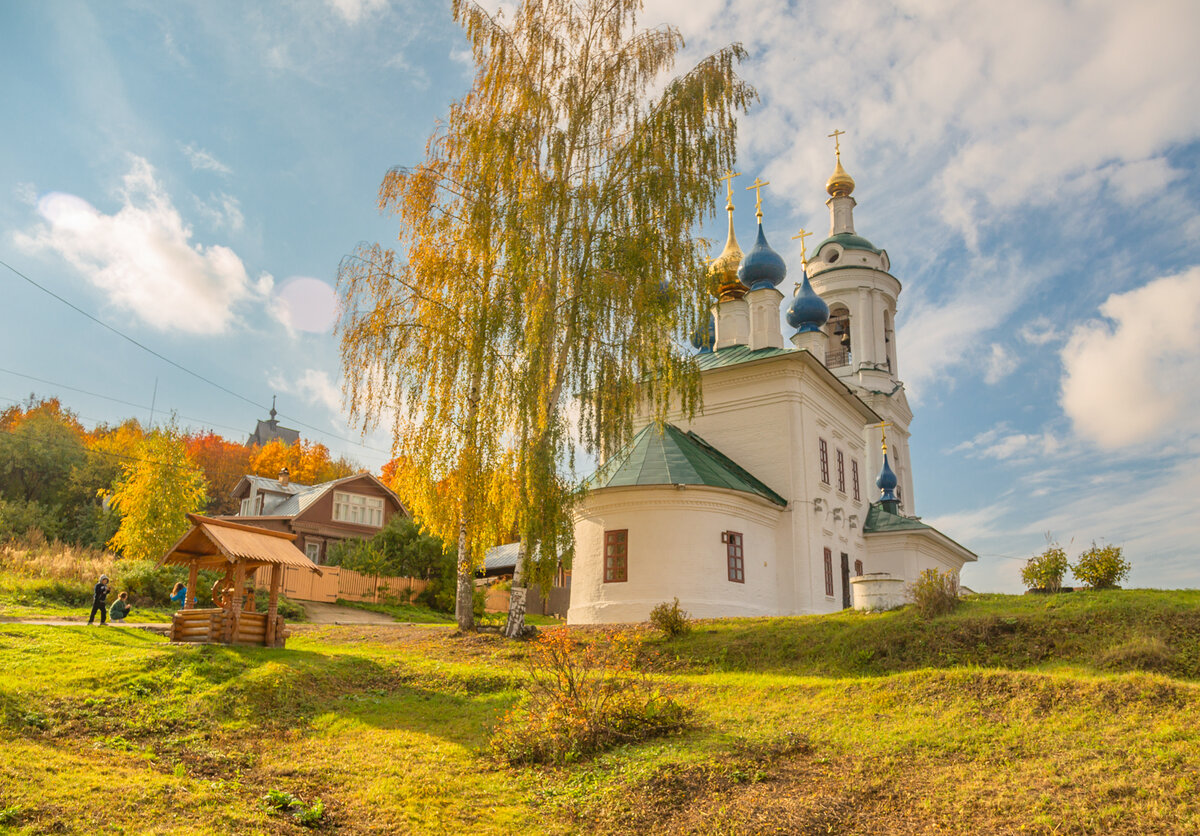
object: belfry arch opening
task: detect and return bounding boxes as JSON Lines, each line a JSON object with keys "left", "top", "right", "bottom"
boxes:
{"left": 827, "top": 306, "right": 851, "bottom": 367}
{"left": 883, "top": 309, "right": 896, "bottom": 373}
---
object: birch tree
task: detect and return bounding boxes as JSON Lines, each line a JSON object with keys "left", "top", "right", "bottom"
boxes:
{"left": 338, "top": 0, "right": 752, "bottom": 631}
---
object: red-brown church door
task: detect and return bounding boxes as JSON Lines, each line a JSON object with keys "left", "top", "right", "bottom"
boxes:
{"left": 840, "top": 553, "right": 851, "bottom": 609}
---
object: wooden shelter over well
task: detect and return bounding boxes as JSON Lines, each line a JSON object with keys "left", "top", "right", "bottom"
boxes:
{"left": 160, "top": 514, "right": 321, "bottom": 647}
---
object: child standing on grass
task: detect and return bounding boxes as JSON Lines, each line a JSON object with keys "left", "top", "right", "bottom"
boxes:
{"left": 88, "top": 574, "right": 110, "bottom": 625}
{"left": 170, "top": 582, "right": 187, "bottom": 608}
{"left": 109, "top": 591, "right": 133, "bottom": 623}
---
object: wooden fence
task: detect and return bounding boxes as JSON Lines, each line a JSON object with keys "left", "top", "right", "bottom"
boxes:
{"left": 261, "top": 565, "right": 429, "bottom": 604}
{"left": 484, "top": 584, "right": 570, "bottom": 618}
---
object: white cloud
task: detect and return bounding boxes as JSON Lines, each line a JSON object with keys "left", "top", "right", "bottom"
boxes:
{"left": 897, "top": 255, "right": 1041, "bottom": 400}
{"left": 181, "top": 143, "right": 231, "bottom": 175}
{"left": 269, "top": 368, "right": 344, "bottom": 415}
{"left": 1060, "top": 267, "right": 1200, "bottom": 449}
{"left": 385, "top": 53, "right": 431, "bottom": 90}
{"left": 1019, "top": 317, "right": 1059, "bottom": 347}
{"left": 642, "top": 0, "right": 1200, "bottom": 248}
{"left": 196, "top": 191, "right": 245, "bottom": 233}
{"left": 325, "top": 0, "right": 388, "bottom": 24}
{"left": 14, "top": 156, "right": 271, "bottom": 335}
{"left": 13, "top": 182, "right": 38, "bottom": 206}
{"left": 950, "top": 422, "right": 1059, "bottom": 462}
{"left": 983, "top": 343, "right": 1018, "bottom": 385}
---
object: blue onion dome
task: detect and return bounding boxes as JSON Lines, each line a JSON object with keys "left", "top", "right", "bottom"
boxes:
{"left": 786, "top": 273, "right": 829, "bottom": 333}
{"left": 876, "top": 453, "right": 898, "bottom": 501}
{"left": 690, "top": 313, "right": 716, "bottom": 354}
{"left": 737, "top": 224, "right": 787, "bottom": 291}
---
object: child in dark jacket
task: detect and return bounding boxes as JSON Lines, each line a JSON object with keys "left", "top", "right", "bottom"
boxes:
{"left": 88, "top": 575, "right": 110, "bottom": 625}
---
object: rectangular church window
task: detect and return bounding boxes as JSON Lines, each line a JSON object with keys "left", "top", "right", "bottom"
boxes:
{"left": 604, "top": 530, "right": 627, "bottom": 583}
{"left": 819, "top": 439, "right": 830, "bottom": 484}
{"left": 855, "top": 559, "right": 863, "bottom": 576}
{"left": 836, "top": 450, "right": 846, "bottom": 493}
{"left": 725, "top": 531, "right": 744, "bottom": 583}
{"left": 852, "top": 460, "right": 861, "bottom": 501}
{"left": 823, "top": 548, "right": 834, "bottom": 598}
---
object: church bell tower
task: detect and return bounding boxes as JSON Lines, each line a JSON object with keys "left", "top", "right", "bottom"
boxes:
{"left": 805, "top": 132, "right": 916, "bottom": 511}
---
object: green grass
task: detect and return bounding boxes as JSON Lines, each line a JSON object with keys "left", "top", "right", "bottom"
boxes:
{"left": 0, "top": 590, "right": 1197, "bottom": 833}
{"left": 334, "top": 597, "right": 457, "bottom": 623}
{"left": 338, "top": 597, "right": 565, "bottom": 626}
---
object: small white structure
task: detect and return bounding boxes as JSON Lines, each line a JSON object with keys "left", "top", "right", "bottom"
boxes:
{"left": 568, "top": 144, "right": 976, "bottom": 625}
{"left": 850, "top": 573, "right": 907, "bottom": 611}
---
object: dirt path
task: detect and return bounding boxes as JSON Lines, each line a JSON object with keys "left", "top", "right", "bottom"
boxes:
{"left": 299, "top": 601, "right": 401, "bottom": 624}
{"left": 0, "top": 618, "right": 170, "bottom": 634}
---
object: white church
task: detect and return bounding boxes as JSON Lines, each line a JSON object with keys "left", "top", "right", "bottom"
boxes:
{"left": 567, "top": 143, "right": 977, "bottom": 624}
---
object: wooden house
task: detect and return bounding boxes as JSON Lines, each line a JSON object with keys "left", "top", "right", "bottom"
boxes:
{"left": 228, "top": 471, "right": 407, "bottom": 564}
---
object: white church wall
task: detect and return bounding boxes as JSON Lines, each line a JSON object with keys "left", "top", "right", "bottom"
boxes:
{"left": 568, "top": 486, "right": 783, "bottom": 624}
{"left": 792, "top": 388, "right": 872, "bottom": 613}
{"left": 864, "top": 531, "right": 973, "bottom": 585}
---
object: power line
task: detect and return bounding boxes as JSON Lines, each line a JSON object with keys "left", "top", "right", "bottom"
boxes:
{"left": 0, "top": 395, "right": 194, "bottom": 472}
{"left": 0, "top": 367, "right": 248, "bottom": 437}
{"left": 0, "top": 379, "right": 371, "bottom": 467}
{"left": 0, "top": 257, "right": 390, "bottom": 455}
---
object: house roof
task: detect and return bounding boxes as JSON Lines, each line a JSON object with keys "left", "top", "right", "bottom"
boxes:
{"left": 161, "top": 514, "right": 323, "bottom": 573}
{"left": 588, "top": 423, "right": 787, "bottom": 507}
{"left": 862, "top": 502, "right": 933, "bottom": 533}
{"left": 233, "top": 472, "right": 407, "bottom": 521}
{"left": 484, "top": 542, "right": 521, "bottom": 572}
{"left": 696, "top": 343, "right": 794, "bottom": 370}
{"left": 862, "top": 503, "right": 978, "bottom": 562}
{"left": 231, "top": 474, "right": 308, "bottom": 500}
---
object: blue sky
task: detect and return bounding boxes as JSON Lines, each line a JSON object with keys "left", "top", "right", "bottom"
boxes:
{"left": 2, "top": 0, "right": 1198, "bottom": 592}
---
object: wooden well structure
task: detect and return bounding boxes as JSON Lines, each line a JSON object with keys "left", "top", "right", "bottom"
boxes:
{"left": 160, "top": 514, "right": 321, "bottom": 647}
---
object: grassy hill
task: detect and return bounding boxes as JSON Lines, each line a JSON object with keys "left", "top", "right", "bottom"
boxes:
{"left": 1, "top": 590, "right": 1198, "bottom": 834}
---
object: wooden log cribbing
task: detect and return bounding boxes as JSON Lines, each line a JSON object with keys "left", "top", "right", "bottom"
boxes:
{"left": 169, "top": 608, "right": 225, "bottom": 643}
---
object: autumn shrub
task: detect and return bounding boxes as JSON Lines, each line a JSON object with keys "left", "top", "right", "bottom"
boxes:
{"left": 491, "top": 627, "right": 691, "bottom": 765}
{"left": 1020, "top": 544, "right": 1070, "bottom": 591}
{"left": 1072, "top": 543, "right": 1130, "bottom": 589}
{"left": 1099, "top": 636, "right": 1175, "bottom": 674}
{"left": 649, "top": 597, "right": 691, "bottom": 637}
{"left": 909, "top": 568, "right": 960, "bottom": 618}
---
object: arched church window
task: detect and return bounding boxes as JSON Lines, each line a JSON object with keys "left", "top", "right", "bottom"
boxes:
{"left": 827, "top": 306, "right": 851, "bottom": 367}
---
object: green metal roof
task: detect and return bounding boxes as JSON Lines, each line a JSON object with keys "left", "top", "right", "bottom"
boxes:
{"left": 814, "top": 232, "right": 881, "bottom": 255}
{"left": 588, "top": 423, "right": 787, "bottom": 507}
{"left": 862, "top": 502, "right": 932, "bottom": 533}
{"left": 696, "top": 343, "right": 795, "bottom": 371}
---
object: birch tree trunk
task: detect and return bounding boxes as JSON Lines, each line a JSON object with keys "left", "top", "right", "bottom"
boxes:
{"left": 455, "top": 515, "right": 475, "bottom": 630}
{"left": 502, "top": 540, "right": 528, "bottom": 638}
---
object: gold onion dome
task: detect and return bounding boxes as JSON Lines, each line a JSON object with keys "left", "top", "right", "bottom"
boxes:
{"left": 710, "top": 212, "right": 746, "bottom": 301}
{"left": 826, "top": 155, "right": 855, "bottom": 198}
{"left": 709, "top": 170, "right": 749, "bottom": 301}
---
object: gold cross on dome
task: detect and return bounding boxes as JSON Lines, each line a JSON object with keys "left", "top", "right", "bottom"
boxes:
{"left": 745, "top": 176, "right": 770, "bottom": 220}
{"left": 718, "top": 170, "right": 741, "bottom": 207}
{"left": 791, "top": 228, "right": 812, "bottom": 264}
{"left": 828, "top": 128, "right": 846, "bottom": 157}
{"left": 874, "top": 420, "right": 892, "bottom": 453}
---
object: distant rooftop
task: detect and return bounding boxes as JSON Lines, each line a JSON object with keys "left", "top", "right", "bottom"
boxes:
{"left": 248, "top": 396, "right": 300, "bottom": 447}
